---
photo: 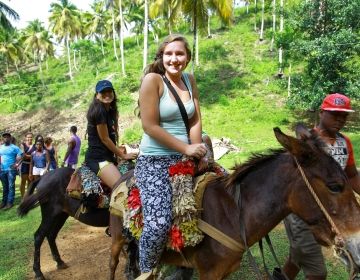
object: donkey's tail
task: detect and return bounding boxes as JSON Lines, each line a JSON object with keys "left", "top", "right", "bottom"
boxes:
{"left": 18, "top": 178, "right": 45, "bottom": 217}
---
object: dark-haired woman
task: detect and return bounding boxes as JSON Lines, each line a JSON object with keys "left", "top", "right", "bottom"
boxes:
{"left": 135, "top": 34, "right": 207, "bottom": 278}
{"left": 84, "top": 80, "right": 137, "bottom": 189}
{"left": 44, "top": 137, "right": 58, "bottom": 171}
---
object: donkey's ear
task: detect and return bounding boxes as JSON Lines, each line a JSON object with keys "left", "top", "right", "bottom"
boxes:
{"left": 295, "top": 123, "right": 311, "bottom": 140}
{"left": 274, "top": 127, "right": 306, "bottom": 157}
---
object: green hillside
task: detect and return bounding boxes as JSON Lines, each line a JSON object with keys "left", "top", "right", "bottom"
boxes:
{"left": 0, "top": 4, "right": 359, "bottom": 280}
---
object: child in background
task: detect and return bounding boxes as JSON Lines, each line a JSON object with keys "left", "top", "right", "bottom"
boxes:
{"left": 29, "top": 139, "right": 50, "bottom": 181}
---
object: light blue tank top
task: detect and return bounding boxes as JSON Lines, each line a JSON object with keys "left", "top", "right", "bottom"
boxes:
{"left": 140, "top": 73, "right": 195, "bottom": 155}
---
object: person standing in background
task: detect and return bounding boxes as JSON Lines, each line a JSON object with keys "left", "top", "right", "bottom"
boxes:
{"left": 19, "top": 132, "right": 35, "bottom": 199}
{"left": 0, "top": 132, "right": 23, "bottom": 210}
{"left": 44, "top": 136, "right": 58, "bottom": 171}
{"left": 62, "top": 126, "right": 81, "bottom": 169}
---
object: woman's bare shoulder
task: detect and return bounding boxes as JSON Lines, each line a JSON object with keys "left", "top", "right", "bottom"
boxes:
{"left": 143, "top": 72, "right": 162, "bottom": 83}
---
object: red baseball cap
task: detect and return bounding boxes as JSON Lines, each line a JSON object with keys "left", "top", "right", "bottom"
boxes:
{"left": 320, "top": 93, "right": 354, "bottom": 112}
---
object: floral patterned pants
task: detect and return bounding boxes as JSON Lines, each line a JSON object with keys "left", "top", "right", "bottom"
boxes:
{"left": 134, "top": 154, "right": 182, "bottom": 272}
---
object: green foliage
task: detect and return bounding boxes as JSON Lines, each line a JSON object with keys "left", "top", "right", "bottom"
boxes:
{"left": 286, "top": 0, "right": 360, "bottom": 109}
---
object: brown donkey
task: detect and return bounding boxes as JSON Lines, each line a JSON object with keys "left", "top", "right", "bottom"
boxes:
{"left": 109, "top": 126, "right": 360, "bottom": 280}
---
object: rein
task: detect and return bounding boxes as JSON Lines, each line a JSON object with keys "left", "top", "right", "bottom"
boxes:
{"left": 294, "top": 157, "right": 357, "bottom": 280}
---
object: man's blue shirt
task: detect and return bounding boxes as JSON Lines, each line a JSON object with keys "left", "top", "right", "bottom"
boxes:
{"left": 0, "top": 144, "right": 22, "bottom": 171}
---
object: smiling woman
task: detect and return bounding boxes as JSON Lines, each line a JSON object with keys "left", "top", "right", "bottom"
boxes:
{"left": 83, "top": 80, "right": 137, "bottom": 190}
{"left": 134, "top": 34, "right": 208, "bottom": 278}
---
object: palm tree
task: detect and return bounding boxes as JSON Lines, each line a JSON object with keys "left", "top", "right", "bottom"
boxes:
{"left": 83, "top": 1, "right": 107, "bottom": 57}
{"left": 143, "top": 0, "right": 148, "bottom": 69}
{"left": 259, "top": 0, "right": 265, "bottom": 41}
{"left": 207, "top": 0, "right": 233, "bottom": 38}
{"left": 39, "top": 30, "right": 55, "bottom": 71}
{"left": 182, "top": 0, "right": 232, "bottom": 68}
{"left": 49, "top": 0, "right": 81, "bottom": 80}
{"left": 105, "top": 0, "right": 126, "bottom": 76}
{"left": 270, "top": 0, "right": 276, "bottom": 51}
{"left": 0, "top": 29, "right": 23, "bottom": 74}
{"left": 104, "top": 0, "right": 119, "bottom": 60}
{"left": 0, "top": 1, "right": 19, "bottom": 30}
{"left": 278, "top": 0, "right": 284, "bottom": 75}
{"left": 23, "top": 20, "right": 44, "bottom": 67}
{"left": 149, "top": 0, "right": 178, "bottom": 35}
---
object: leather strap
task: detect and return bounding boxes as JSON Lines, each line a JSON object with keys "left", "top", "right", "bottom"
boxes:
{"left": 197, "top": 219, "right": 244, "bottom": 252}
{"left": 162, "top": 75, "right": 191, "bottom": 143}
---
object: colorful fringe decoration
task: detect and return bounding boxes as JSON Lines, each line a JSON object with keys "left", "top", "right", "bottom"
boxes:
{"left": 124, "top": 157, "right": 203, "bottom": 252}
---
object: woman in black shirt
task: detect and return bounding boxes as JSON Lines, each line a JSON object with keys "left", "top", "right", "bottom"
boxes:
{"left": 85, "top": 80, "right": 137, "bottom": 189}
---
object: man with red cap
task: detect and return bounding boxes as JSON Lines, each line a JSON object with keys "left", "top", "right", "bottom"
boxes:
{"left": 279, "top": 93, "right": 360, "bottom": 280}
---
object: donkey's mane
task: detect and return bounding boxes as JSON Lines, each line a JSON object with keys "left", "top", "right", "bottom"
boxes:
{"left": 225, "top": 149, "right": 285, "bottom": 188}
{"left": 221, "top": 131, "right": 326, "bottom": 190}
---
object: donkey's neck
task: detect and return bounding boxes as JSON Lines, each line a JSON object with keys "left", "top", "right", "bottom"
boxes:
{"left": 235, "top": 154, "right": 294, "bottom": 246}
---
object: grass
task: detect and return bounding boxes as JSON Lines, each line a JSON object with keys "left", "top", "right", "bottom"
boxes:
{"left": 1, "top": 5, "right": 360, "bottom": 280}
{"left": 0, "top": 183, "right": 40, "bottom": 280}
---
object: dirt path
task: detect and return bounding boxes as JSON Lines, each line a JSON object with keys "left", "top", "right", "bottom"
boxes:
{"left": 26, "top": 220, "right": 126, "bottom": 280}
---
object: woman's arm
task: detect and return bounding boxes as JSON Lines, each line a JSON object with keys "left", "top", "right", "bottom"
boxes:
{"left": 96, "top": 124, "right": 137, "bottom": 160}
{"left": 188, "top": 74, "right": 202, "bottom": 144}
{"left": 45, "top": 151, "right": 50, "bottom": 172}
{"left": 140, "top": 73, "right": 206, "bottom": 158}
{"left": 21, "top": 143, "right": 32, "bottom": 160}
{"left": 54, "top": 145, "right": 59, "bottom": 166}
{"left": 29, "top": 157, "right": 33, "bottom": 180}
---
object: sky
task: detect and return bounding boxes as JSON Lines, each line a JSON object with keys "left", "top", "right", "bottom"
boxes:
{"left": 3, "top": 0, "right": 94, "bottom": 30}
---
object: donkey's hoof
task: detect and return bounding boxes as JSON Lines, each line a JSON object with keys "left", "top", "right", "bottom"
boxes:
{"left": 57, "top": 262, "right": 69, "bottom": 270}
{"left": 35, "top": 274, "right": 46, "bottom": 280}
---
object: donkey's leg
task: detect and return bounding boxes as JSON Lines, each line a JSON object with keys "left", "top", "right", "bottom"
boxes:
{"left": 33, "top": 212, "right": 58, "bottom": 280}
{"left": 125, "top": 238, "right": 140, "bottom": 280}
{"left": 46, "top": 212, "right": 69, "bottom": 269}
{"left": 109, "top": 218, "right": 126, "bottom": 280}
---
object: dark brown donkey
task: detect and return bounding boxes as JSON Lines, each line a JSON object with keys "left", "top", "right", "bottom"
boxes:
{"left": 108, "top": 126, "right": 360, "bottom": 280}
{"left": 18, "top": 168, "right": 135, "bottom": 280}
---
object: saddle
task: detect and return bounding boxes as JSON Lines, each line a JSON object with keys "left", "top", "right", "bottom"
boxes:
{"left": 66, "top": 160, "right": 135, "bottom": 209}
{"left": 109, "top": 170, "right": 219, "bottom": 251}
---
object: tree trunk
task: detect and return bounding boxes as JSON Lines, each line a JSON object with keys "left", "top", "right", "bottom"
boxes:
{"left": 168, "top": 5, "right": 172, "bottom": 34}
{"left": 119, "top": 0, "right": 126, "bottom": 76}
{"left": 100, "top": 35, "right": 105, "bottom": 57}
{"left": 260, "top": 0, "right": 265, "bottom": 41}
{"left": 6, "top": 58, "right": 9, "bottom": 74}
{"left": 287, "top": 63, "right": 292, "bottom": 97}
{"left": 39, "top": 56, "right": 45, "bottom": 86}
{"left": 73, "top": 50, "right": 78, "bottom": 70}
{"left": 270, "top": 0, "right": 276, "bottom": 52}
{"left": 112, "top": 9, "right": 119, "bottom": 60}
{"left": 207, "top": 11, "right": 211, "bottom": 38}
{"left": 192, "top": 1, "right": 199, "bottom": 72}
{"left": 15, "top": 61, "right": 20, "bottom": 78}
{"left": 254, "top": 0, "right": 258, "bottom": 31}
{"left": 66, "top": 36, "right": 73, "bottom": 80}
{"left": 143, "top": 0, "right": 148, "bottom": 69}
{"left": 278, "top": 0, "right": 284, "bottom": 75}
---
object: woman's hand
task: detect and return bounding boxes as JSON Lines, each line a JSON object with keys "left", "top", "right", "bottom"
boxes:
{"left": 184, "top": 143, "right": 207, "bottom": 159}
{"left": 123, "top": 152, "right": 138, "bottom": 160}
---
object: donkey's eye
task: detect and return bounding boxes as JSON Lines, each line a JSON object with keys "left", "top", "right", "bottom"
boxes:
{"left": 327, "top": 184, "right": 344, "bottom": 193}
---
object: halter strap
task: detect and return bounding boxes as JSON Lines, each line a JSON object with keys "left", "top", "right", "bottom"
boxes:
{"left": 293, "top": 157, "right": 344, "bottom": 247}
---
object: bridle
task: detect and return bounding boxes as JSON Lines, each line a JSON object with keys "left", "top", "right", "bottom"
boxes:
{"left": 294, "top": 157, "right": 358, "bottom": 280}
{"left": 198, "top": 156, "right": 358, "bottom": 279}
